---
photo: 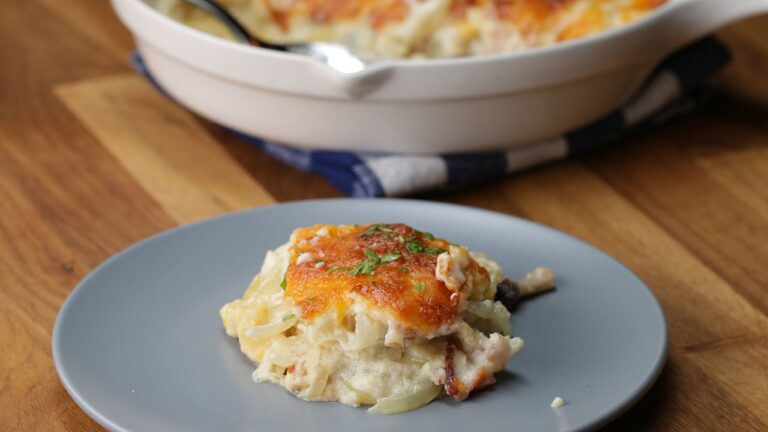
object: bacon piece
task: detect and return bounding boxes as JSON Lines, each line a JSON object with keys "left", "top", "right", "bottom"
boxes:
{"left": 442, "top": 323, "right": 524, "bottom": 400}
{"left": 444, "top": 342, "right": 468, "bottom": 400}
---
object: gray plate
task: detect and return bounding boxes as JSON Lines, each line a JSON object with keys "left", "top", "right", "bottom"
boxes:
{"left": 53, "top": 199, "right": 667, "bottom": 432}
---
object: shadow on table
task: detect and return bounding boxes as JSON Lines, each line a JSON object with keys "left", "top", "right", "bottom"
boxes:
{"left": 600, "top": 367, "right": 671, "bottom": 431}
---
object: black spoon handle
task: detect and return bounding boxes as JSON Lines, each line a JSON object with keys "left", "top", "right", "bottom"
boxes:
{"left": 182, "top": 0, "right": 286, "bottom": 51}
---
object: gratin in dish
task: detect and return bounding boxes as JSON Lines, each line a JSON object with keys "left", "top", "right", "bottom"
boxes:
{"left": 154, "top": 0, "right": 667, "bottom": 58}
{"left": 220, "top": 223, "right": 555, "bottom": 413}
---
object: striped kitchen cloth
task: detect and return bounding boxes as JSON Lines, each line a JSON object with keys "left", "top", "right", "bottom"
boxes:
{"left": 133, "top": 36, "right": 730, "bottom": 197}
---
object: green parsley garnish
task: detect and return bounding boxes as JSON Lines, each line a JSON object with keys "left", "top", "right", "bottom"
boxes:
{"left": 425, "top": 247, "right": 447, "bottom": 255}
{"left": 379, "top": 251, "right": 402, "bottom": 263}
{"left": 280, "top": 274, "right": 287, "bottom": 290}
{"left": 282, "top": 313, "right": 296, "bottom": 321}
{"left": 404, "top": 229, "right": 444, "bottom": 255}
{"left": 414, "top": 281, "right": 426, "bottom": 292}
{"left": 359, "top": 223, "right": 397, "bottom": 237}
{"left": 350, "top": 248, "right": 402, "bottom": 276}
{"left": 406, "top": 241, "right": 425, "bottom": 253}
{"left": 400, "top": 265, "right": 410, "bottom": 273}
{"left": 328, "top": 265, "right": 352, "bottom": 273}
{"left": 407, "top": 239, "right": 445, "bottom": 255}
{"left": 351, "top": 249, "right": 379, "bottom": 275}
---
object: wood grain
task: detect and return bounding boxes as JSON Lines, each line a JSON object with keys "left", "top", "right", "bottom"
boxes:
{"left": 504, "top": 163, "right": 768, "bottom": 430}
{"left": 449, "top": 160, "right": 768, "bottom": 431}
{"left": 56, "top": 74, "right": 275, "bottom": 225}
{"left": 1, "top": 0, "right": 768, "bottom": 430}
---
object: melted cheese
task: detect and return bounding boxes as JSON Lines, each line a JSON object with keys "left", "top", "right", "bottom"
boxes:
{"left": 285, "top": 224, "right": 489, "bottom": 336}
{"left": 220, "top": 223, "right": 540, "bottom": 413}
{"left": 157, "top": 0, "right": 667, "bottom": 58}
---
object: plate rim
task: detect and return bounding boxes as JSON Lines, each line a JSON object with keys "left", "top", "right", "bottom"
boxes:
{"left": 52, "top": 198, "right": 668, "bottom": 432}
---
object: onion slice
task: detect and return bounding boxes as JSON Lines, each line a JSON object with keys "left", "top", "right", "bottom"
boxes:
{"left": 304, "top": 367, "right": 329, "bottom": 398}
{"left": 244, "top": 313, "right": 298, "bottom": 339}
{"left": 368, "top": 382, "right": 442, "bottom": 415}
{"left": 467, "top": 300, "right": 513, "bottom": 336}
{"left": 340, "top": 313, "right": 382, "bottom": 351}
{"left": 341, "top": 379, "right": 377, "bottom": 405}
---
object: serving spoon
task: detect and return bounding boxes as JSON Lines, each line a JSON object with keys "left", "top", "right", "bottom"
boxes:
{"left": 181, "top": 0, "right": 367, "bottom": 74}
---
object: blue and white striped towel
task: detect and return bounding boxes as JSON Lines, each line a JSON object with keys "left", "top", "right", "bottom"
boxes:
{"left": 133, "top": 37, "right": 730, "bottom": 197}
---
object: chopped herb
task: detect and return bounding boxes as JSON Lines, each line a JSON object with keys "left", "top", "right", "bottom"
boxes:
{"left": 414, "top": 281, "right": 426, "bottom": 292}
{"left": 400, "top": 265, "right": 410, "bottom": 273}
{"left": 350, "top": 262, "right": 364, "bottom": 275}
{"left": 379, "top": 251, "right": 402, "bottom": 263}
{"left": 422, "top": 231, "right": 435, "bottom": 241}
{"left": 406, "top": 238, "right": 446, "bottom": 255}
{"left": 351, "top": 248, "right": 379, "bottom": 275}
{"left": 282, "top": 313, "right": 296, "bottom": 321}
{"left": 406, "top": 241, "right": 425, "bottom": 253}
{"left": 350, "top": 249, "right": 401, "bottom": 276}
{"left": 397, "top": 235, "right": 405, "bottom": 243}
{"left": 280, "top": 274, "right": 287, "bottom": 290}
{"left": 425, "top": 247, "right": 447, "bottom": 255}
{"left": 328, "top": 265, "right": 351, "bottom": 273}
{"left": 359, "top": 223, "right": 396, "bottom": 238}
{"left": 304, "top": 296, "right": 316, "bottom": 302}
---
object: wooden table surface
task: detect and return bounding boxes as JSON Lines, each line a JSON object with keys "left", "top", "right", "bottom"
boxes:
{"left": 2, "top": 2, "right": 768, "bottom": 431}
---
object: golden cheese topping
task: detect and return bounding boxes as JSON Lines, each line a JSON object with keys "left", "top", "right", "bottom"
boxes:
{"left": 218, "top": 222, "right": 535, "bottom": 412}
{"left": 284, "top": 223, "right": 489, "bottom": 335}
{"left": 262, "top": 0, "right": 667, "bottom": 48}
{"left": 267, "top": 0, "right": 410, "bottom": 30}
{"left": 160, "top": 0, "right": 668, "bottom": 58}
{"left": 266, "top": 0, "right": 667, "bottom": 39}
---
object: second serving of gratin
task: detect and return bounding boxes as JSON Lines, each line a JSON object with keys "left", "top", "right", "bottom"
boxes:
{"left": 155, "top": 0, "right": 667, "bottom": 59}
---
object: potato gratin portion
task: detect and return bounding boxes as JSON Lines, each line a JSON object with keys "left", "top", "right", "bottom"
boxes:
{"left": 221, "top": 223, "right": 555, "bottom": 413}
{"left": 155, "top": 0, "right": 667, "bottom": 58}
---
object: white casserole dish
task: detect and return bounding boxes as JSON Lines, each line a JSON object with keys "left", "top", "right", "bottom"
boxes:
{"left": 112, "top": 0, "right": 768, "bottom": 154}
